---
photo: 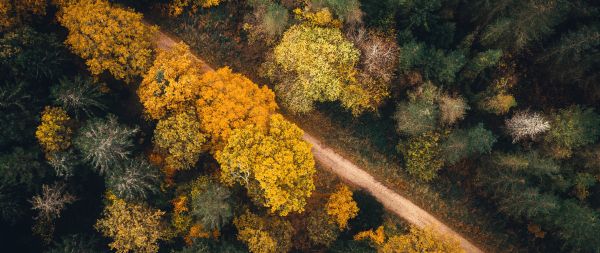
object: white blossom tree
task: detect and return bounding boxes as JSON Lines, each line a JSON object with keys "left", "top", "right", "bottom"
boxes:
{"left": 505, "top": 110, "right": 551, "bottom": 143}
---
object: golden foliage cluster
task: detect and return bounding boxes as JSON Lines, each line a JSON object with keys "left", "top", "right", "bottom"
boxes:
{"left": 169, "top": 0, "right": 221, "bottom": 16}
{"left": 217, "top": 114, "right": 315, "bottom": 216}
{"left": 379, "top": 226, "right": 464, "bottom": 253}
{"left": 95, "top": 193, "right": 165, "bottom": 253}
{"left": 0, "top": 0, "right": 46, "bottom": 30}
{"left": 326, "top": 184, "right": 359, "bottom": 229}
{"left": 196, "top": 67, "right": 278, "bottom": 149}
{"left": 58, "top": 0, "right": 157, "bottom": 82}
{"left": 354, "top": 225, "right": 386, "bottom": 245}
{"left": 139, "top": 42, "right": 202, "bottom": 120}
{"left": 35, "top": 106, "right": 72, "bottom": 153}
{"left": 153, "top": 110, "right": 207, "bottom": 171}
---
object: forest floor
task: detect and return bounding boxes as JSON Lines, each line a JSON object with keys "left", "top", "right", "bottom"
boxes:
{"left": 154, "top": 28, "right": 484, "bottom": 253}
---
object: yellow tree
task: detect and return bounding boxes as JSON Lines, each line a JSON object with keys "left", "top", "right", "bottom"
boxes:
{"left": 262, "top": 23, "right": 360, "bottom": 114}
{"left": 217, "top": 114, "right": 315, "bottom": 216}
{"left": 95, "top": 193, "right": 165, "bottom": 253}
{"left": 379, "top": 226, "right": 464, "bottom": 253}
{"left": 35, "top": 106, "right": 72, "bottom": 153}
{"left": 233, "top": 210, "right": 294, "bottom": 253}
{"left": 169, "top": 0, "right": 221, "bottom": 16}
{"left": 196, "top": 67, "right": 278, "bottom": 149}
{"left": 326, "top": 184, "right": 359, "bottom": 230}
{"left": 153, "top": 110, "right": 207, "bottom": 171}
{"left": 57, "top": 0, "right": 157, "bottom": 83}
{"left": 138, "top": 42, "right": 202, "bottom": 120}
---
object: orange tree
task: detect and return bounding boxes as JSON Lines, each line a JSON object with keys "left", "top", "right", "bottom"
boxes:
{"left": 57, "top": 0, "right": 157, "bottom": 82}
{"left": 326, "top": 184, "right": 359, "bottom": 230}
{"left": 196, "top": 67, "right": 278, "bottom": 149}
{"left": 216, "top": 114, "right": 315, "bottom": 216}
{"left": 138, "top": 42, "right": 202, "bottom": 120}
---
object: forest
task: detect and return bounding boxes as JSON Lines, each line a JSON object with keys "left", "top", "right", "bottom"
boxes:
{"left": 0, "top": 0, "right": 599, "bottom": 252}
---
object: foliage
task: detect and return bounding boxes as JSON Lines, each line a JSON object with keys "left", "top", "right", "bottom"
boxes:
{"left": 400, "top": 131, "right": 444, "bottom": 181}
{"left": 398, "top": 42, "right": 466, "bottom": 84}
{"left": 47, "top": 234, "right": 105, "bottom": 253}
{"left": 0, "top": 26, "right": 66, "bottom": 81}
{"left": 58, "top": 0, "right": 157, "bottom": 82}
{"left": 106, "top": 156, "right": 161, "bottom": 202}
{"left": 326, "top": 184, "right": 359, "bottom": 230}
{"left": 50, "top": 76, "right": 106, "bottom": 118}
{"left": 244, "top": 0, "right": 290, "bottom": 44}
{"left": 35, "top": 106, "right": 72, "bottom": 153}
{"left": 0, "top": 147, "right": 46, "bottom": 192}
{"left": 95, "top": 193, "right": 165, "bottom": 253}
{"left": 46, "top": 149, "right": 79, "bottom": 178}
{"left": 196, "top": 67, "right": 278, "bottom": 148}
{"left": 307, "top": 209, "right": 339, "bottom": 247}
{"left": 344, "top": 29, "right": 399, "bottom": 114}
{"left": 74, "top": 115, "right": 138, "bottom": 174}
{"left": 311, "top": 0, "right": 363, "bottom": 24}
{"left": 169, "top": 0, "right": 221, "bottom": 16}
{"left": 0, "top": 0, "right": 46, "bottom": 31}
{"left": 544, "top": 105, "right": 600, "bottom": 158}
{"left": 138, "top": 42, "right": 202, "bottom": 120}
{"left": 30, "top": 183, "right": 76, "bottom": 244}
{"left": 438, "top": 94, "right": 468, "bottom": 125}
{"left": 217, "top": 114, "right": 315, "bottom": 216}
{"left": 262, "top": 23, "right": 360, "bottom": 114}
{"left": 441, "top": 123, "right": 496, "bottom": 164}
{"left": 394, "top": 83, "right": 442, "bottom": 137}
{"left": 354, "top": 226, "right": 386, "bottom": 245}
{"left": 189, "top": 177, "right": 233, "bottom": 230}
{"left": 462, "top": 50, "right": 503, "bottom": 80}
{"left": 233, "top": 210, "right": 294, "bottom": 253}
{"left": 505, "top": 110, "right": 550, "bottom": 143}
{"left": 379, "top": 226, "right": 464, "bottom": 253}
{"left": 293, "top": 7, "right": 342, "bottom": 27}
{"left": 153, "top": 110, "right": 207, "bottom": 170}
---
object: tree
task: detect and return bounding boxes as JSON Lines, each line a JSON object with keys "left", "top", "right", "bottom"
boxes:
{"left": 344, "top": 28, "right": 399, "bottom": 114}
{"left": 397, "top": 42, "right": 466, "bottom": 84}
{"left": 262, "top": 23, "right": 360, "bottom": 114}
{"left": 307, "top": 209, "right": 339, "bottom": 247}
{"left": 95, "top": 193, "right": 165, "bottom": 253}
{"left": 217, "top": 114, "right": 315, "bottom": 216}
{"left": 438, "top": 94, "right": 469, "bottom": 125}
{"left": 50, "top": 75, "right": 106, "bottom": 118}
{"left": 196, "top": 67, "right": 278, "bottom": 148}
{"left": 326, "top": 184, "right": 359, "bottom": 230}
{"left": 46, "top": 149, "right": 79, "bottom": 178}
{"left": 544, "top": 105, "right": 600, "bottom": 158}
{"left": 505, "top": 110, "right": 550, "bottom": 143}
{"left": 400, "top": 131, "right": 444, "bottom": 181}
{"left": 311, "top": 0, "right": 363, "bottom": 24}
{"left": 243, "top": 0, "right": 290, "bottom": 45}
{"left": 106, "top": 156, "right": 161, "bottom": 202}
{"left": 233, "top": 210, "right": 294, "bottom": 253}
{"left": 379, "top": 226, "right": 464, "bottom": 253}
{"left": 57, "top": 0, "right": 157, "bottom": 82}
{"left": 393, "top": 83, "right": 440, "bottom": 137}
{"left": 30, "top": 183, "right": 76, "bottom": 244}
{"left": 47, "top": 234, "right": 105, "bottom": 253}
{"left": 153, "top": 110, "right": 207, "bottom": 170}
{"left": 441, "top": 123, "right": 496, "bottom": 164}
{"left": 169, "top": 0, "right": 221, "bottom": 16}
{"left": 138, "top": 42, "right": 202, "bottom": 120}
{"left": 189, "top": 177, "right": 233, "bottom": 230}
{"left": 35, "top": 106, "right": 72, "bottom": 153}
{"left": 74, "top": 115, "right": 138, "bottom": 174}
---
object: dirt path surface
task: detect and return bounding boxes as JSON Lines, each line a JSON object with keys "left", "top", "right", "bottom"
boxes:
{"left": 154, "top": 29, "right": 484, "bottom": 253}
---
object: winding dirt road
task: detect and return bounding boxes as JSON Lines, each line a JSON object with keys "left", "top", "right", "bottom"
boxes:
{"left": 154, "top": 30, "right": 484, "bottom": 253}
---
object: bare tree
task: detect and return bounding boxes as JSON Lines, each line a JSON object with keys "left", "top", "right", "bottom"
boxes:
{"left": 505, "top": 110, "right": 551, "bottom": 143}
{"left": 30, "top": 183, "right": 76, "bottom": 244}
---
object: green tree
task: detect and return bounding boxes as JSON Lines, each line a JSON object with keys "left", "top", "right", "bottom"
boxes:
{"left": 50, "top": 76, "right": 106, "bottom": 118}
{"left": 442, "top": 123, "right": 496, "bottom": 164}
{"left": 544, "top": 105, "right": 600, "bottom": 158}
{"left": 189, "top": 177, "right": 233, "bottom": 230}
{"left": 400, "top": 131, "right": 444, "bottom": 181}
{"left": 106, "top": 156, "right": 161, "bottom": 202}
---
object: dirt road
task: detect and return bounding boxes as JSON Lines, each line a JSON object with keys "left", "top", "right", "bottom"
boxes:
{"left": 154, "top": 30, "right": 484, "bottom": 253}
